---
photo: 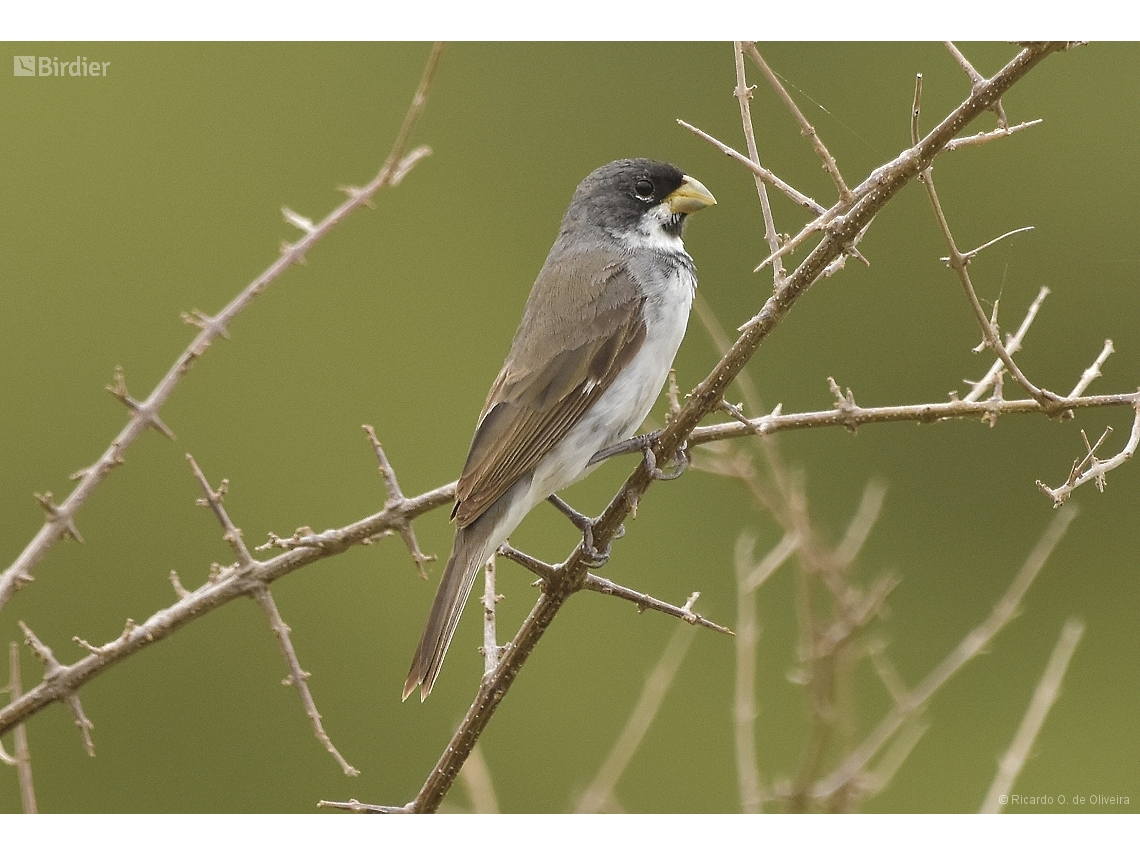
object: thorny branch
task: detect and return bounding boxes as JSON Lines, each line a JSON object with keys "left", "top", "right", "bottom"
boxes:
{"left": 0, "top": 43, "right": 444, "bottom": 615}
{"left": 733, "top": 41, "right": 788, "bottom": 286}
{"left": 364, "top": 425, "right": 436, "bottom": 579}
{"left": 251, "top": 584, "right": 359, "bottom": 777}
{"left": 1037, "top": 402, "right": 1140, "bottom": 506}
{"left": 912, "top": 72, "right": 1061, "bottom": 413}
{"left": 743, "top": 42, "right": 852, "bottom": 203}
{"left": 0, "top": 452, "right": 455, "bottom": 741}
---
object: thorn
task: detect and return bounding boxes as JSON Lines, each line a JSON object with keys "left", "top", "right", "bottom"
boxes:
{"left": 280, "top": 240, "right": 308, "bottom": 264}
{"left": 105, "top": 365, "right": 130, "bottom": 404}
{"left": 282, "top": 206, "right": 316, "bottom": 233}
{"left": 73, "top": 637, "right": 102, "bottom": 655}
{"left": 827, "top": 377, "right": 859, "bottom": 433}
{"left": 338, "top": 185, "right": 376, "bottom": 209}
{"left": 170, "top": 570, "right": 191, "bottom": 599}
{"left": 149, "top": 414, "right": 176, "bottom": 441}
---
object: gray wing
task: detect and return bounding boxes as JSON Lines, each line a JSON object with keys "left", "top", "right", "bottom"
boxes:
{"left": 453, "top": 244, "right": 646, "bottom": 528}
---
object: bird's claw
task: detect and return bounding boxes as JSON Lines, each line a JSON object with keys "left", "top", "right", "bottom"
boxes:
{"left": 547, "top": 494, "right": 620, "bottom": 568}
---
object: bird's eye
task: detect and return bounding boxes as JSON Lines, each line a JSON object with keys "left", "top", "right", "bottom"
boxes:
{"left": 633, "top": 178, "right": 655, "bottom": 200}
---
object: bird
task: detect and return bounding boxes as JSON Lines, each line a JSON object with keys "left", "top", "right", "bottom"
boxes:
{"left": 403, "top": 159, "right": 715, "bottom": 701}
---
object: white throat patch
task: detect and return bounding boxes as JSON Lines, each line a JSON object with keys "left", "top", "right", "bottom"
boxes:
{"left": 615, "top": 202, "right": 686, "bottom": 254}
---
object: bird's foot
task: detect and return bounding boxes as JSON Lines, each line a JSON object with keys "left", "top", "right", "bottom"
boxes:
{"left": 546, "top": 494, "right": 625, "bottom": 568}
{"left": 642, "top": 440, "right": 690, "bottom": 481}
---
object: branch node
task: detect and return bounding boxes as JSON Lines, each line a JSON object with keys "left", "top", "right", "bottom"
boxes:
{"left": 181, "top": 309, "right": 231, "bottom": 342}
{"left": 363, "top": 426, "right": 435, "bottom": 577}
{"left": 33, "top": 492, "right": 84, "bottom": 543}
{"left": 106, "top": 366, "right": 176, "bottom": 439}
{"left": 19, "top": 621, "right": 95, "bottom": 755}
{"left": 827, "top": 377, "right": 860, "bottom": 433}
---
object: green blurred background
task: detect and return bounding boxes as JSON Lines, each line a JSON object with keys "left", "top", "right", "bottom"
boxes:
{"left": 1, "top": 42, "right": 1137, "bottom": 813}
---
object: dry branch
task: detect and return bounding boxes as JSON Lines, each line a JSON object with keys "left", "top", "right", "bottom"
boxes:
{"left": 0, "top": 43, "right": 443, "bottom": 615}
{"left": 812, "top": 507, "right": 1077, "bottom": 799}
{"left": 980, "top": 617, "right": 1084, "bottom": 813}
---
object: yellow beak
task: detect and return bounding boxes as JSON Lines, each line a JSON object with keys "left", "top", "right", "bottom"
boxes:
{"left": 665, "top": 175, "right": 717, "bottom": 214}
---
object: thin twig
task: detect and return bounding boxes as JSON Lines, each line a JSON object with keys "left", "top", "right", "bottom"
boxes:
{"left": 0, "top": 43, "right": 443, "bottom": 615}
{"left": 1037, "top": 402, "right": 1140, "bottom": 506}
{"left": 831, "top": 481, "right": 887, "bottom": 569}
{"left": 364, "top": 425, "right": 435, "bottom": 578}
{"left": 944, "top": 119, "right": 1042, "bottom": 151}
{"left": 18, "top": 621, "right": 94, "bottom": 756}
{"left": 6, "top": 643, "right": 37, "bottom": 813}
{"left": 1069, "top": 340, "right": 1114, "bottom": 398}
{"left": 496, "top": 543, "right": 732, "bottom": 634}
{"left": 980, "top": 617, "right": 1084, "bottom": 813}
{"left": 187, "top": 454, "right": 255, "bottom": 570}
{"left": 459, "top": 743, "right": 500, "bottom": 813}
{"left": 862, "top": 718, "right": 930, "bottom": 798}
{"left": 684, "top": 390, "right": 1140, "bottom": 448}
{"left": 734, "top": 41, "right": 787, "bottom": 287}
{"left": 947, "top": 226, "right": 1035, "bottom": 264}
{"left": 480, "top": 556, "right": 503, "bottom": 677}
{"left": 743, "top": 531, "right": 798, "bottom": 595}
{"left": 252, "top": 584, "right": 358, "bottom": 777}
{"left": 677, "top": 119, "right": 825, "bottom": 216}
{"left": 733, "top": 534, "right": 764, "bottom": 814}
{"left": 965, "top": 287, "right": 1050, "bottom": 402}
{"left": 575, "top": 623, "right": 696, "bottom": 813}
{"left": 582, "top": 577, "right": 732, "bottom": 636}
{"left": 915, "top": 74, "right": 1058, "bottom": 411}
{"left": 744, "top": 43, "right": 851, "bottom": 201}
{"left": 732, "top": 533, "right": 797, "bottom": 813}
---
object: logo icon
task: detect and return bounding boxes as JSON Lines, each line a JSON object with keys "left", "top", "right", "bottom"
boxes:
{"left": 14, "top": 56, "right": 36, "bottom": 76}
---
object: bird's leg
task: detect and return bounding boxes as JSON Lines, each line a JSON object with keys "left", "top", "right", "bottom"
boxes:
{"left": 588, "top": 430, "right": 661, "bottom": 467}
{"left": 546, "top": 494, "right": 625, "bottom": 568}
{"left": 589, "top": 431, "right": 690, "bottom": 481}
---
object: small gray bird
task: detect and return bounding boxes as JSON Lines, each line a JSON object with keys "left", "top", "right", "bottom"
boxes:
{"left": 404, "top": 159, "right": 715, "bottom": 701}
